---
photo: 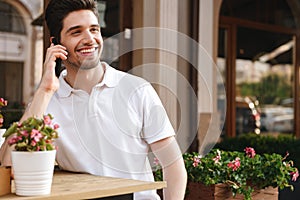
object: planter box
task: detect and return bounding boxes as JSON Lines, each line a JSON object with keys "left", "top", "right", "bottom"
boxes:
{"left": 185, "top": 182, "right": 278, "bottom": 200}
{"left": 0, "top": 167, "right": 11, "bottom": 196}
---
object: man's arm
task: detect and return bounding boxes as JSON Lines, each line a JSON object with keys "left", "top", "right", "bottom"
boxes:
{"left": 150, "top": 136, "right": 187, "bottom": 200}
{"left": 0, "top": 43, "right": 67, "bottom": 166}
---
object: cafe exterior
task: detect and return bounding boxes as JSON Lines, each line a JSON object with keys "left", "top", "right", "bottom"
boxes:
{"left": 1, "top": 0, "right": 300, "bottom": 153}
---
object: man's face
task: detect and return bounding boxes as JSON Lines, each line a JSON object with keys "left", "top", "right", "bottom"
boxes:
{"left": 60, "top": 10, "right": 103, "bottom": 70}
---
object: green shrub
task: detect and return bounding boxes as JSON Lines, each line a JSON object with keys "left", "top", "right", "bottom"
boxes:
{"left": 215, "top": 134, "right": 300, "bottom": 168}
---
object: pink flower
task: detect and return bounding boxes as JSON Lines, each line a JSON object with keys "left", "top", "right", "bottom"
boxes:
{"left": 193, "top": 155, "right": 201, "bottom": 167}
{"left": 8, "top": 135, "right": 21, "bottom": 145}
{"left": 291, "top": 170, "right": 299, "bottom": 181}
{"left": 283, "top": 151, "right": 290, "bottom": 160}
{"left": 30, "top": 129, "right": 43, "bottom": 142}
{"left": 43, "top": 115, "right": 52, "bottom": 125}
{"left": 213, "top": 155, "right": 221, "bottom": 164}
{"left": 227, "top": 157, "right": 241, "bottom": 171}
{"left": 20, "top": 130, "right": 29, "bottom": 137}
{"left": 213, "top": 150, "right": 221, "bottom": 164}
{"left": 31, "top": 140, "right": 37, "bottom": 146}
{"left": 17, "top": 122, "right": 22, "bottom": 127}
{"left": 53, "top": 124, "right": 60, "bottom": 129}
{"left": 244, "top": 147, "right": 256, "bottom": 158}
{"left": 0, "top": 98, "right": 7, "bottom": 106}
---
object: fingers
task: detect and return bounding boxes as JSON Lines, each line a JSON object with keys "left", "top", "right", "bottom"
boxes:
{"left": 43, "top": 44, "right": 68, "bottom": 74}
{"left": 46, "top": 44, "right": 68, "bottom": 62}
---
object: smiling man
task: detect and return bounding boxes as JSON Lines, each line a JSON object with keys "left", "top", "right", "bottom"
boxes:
{"left": 0, "top": 0, "right": 187, "bottom": 199}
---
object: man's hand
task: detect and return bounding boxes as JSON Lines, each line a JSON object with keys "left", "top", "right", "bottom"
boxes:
{"left": 20, "top": 43, "right": 68, "bottom": 121}
{"left": 40, "top": 43, "right": 68, "bottom": 93}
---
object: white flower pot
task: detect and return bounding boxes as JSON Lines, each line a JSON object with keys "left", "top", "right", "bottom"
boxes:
{"left": 11, "top": 150, "right": 56, "bottom": 196}
{"left": 0, "top": 129, "right": 6, "bottom": 147}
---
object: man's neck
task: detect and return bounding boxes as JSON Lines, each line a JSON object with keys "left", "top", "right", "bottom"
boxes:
{"left": 64, "top": 63, "right": 105, "bottom": 94}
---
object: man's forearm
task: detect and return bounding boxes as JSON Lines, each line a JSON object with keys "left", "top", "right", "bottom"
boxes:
{"left": 20, "top": 88, "right": 55, "bottom": 122}
{"left": 150, "top": 137, "right": 187, "bottom": 200}
{"left": 163, "top": 157, "right": 187, "bottom": 200}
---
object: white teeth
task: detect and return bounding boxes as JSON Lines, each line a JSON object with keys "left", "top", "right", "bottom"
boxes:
{"left": 80, "top": 48, "right": 95, "bottom": 53}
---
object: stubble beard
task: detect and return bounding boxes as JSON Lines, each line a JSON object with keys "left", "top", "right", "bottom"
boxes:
{"left": 64, "top": 53, "right": 101, "bottom": 71}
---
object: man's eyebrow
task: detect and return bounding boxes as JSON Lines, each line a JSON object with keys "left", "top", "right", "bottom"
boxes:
{"left": 91, "top": 24, "right": 100, "bottom": 29}
{"left": 66, "top": 25, "right": 81, "bottom": 34}
{"left": 66, "top": 24, "right": 100, "bottom": 34}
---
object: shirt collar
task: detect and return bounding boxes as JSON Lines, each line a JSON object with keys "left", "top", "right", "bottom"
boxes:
{"left": 56, "top": 70, "right": 74, "bottom": 98}
{"left": 98, "top": 62, "right": 119, "bottom": 88}
{"left": 56, "top": 62, "right": 119, "bottom": 98}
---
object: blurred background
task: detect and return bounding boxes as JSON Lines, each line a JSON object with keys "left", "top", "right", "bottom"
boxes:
{"left": 1, "top": 0, "right": 300, "bottom": 151}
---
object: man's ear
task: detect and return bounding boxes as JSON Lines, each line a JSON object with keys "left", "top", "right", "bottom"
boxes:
{"left": 50, "top": 37, "right": 59, "bottom": 45}
{"left": 50, "top": 36, "right": 55, "bottom": 44}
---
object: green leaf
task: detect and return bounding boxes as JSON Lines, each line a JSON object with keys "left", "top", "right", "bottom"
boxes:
{"left": 2, "top": 122, "right": 18, "bottom": 138}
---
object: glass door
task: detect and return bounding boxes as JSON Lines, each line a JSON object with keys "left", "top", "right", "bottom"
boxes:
{"left": 218, "top": 24, "right": 295, "bottom": 137}
{"left": 236, "top": 27, "right": 294, "bottom": 135}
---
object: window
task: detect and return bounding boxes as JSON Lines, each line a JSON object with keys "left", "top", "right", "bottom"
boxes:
{"left": 0, "top": 2, "right": 26, "bottom": 34}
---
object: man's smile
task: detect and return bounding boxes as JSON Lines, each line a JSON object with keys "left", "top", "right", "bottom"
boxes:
{"left": 77, "top": 47, "right": 98, "bottom": 56}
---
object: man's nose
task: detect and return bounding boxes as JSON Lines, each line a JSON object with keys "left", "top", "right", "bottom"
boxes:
{"left": 82, "top": 31, "right": 94, "bottom": 43}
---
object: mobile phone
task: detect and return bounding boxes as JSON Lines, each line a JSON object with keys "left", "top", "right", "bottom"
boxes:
{"left": 52, "top": 37, "right": 62, "bottom": 78}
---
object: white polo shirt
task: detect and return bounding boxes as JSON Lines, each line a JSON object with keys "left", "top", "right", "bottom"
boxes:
{"left": 46, "top": 62, "right": 175, "bottom": 199}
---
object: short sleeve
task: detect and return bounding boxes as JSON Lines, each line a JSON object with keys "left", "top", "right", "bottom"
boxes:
{"left": 138, "top": 83, "right": 176, "bottom": 144}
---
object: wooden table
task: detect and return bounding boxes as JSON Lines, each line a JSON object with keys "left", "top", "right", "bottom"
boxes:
{"left": 0, "top": 171, "right": 166, "bottom": 200}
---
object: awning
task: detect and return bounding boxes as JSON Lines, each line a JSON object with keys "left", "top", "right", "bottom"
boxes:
{"left": 31, "top": 13, "right": 44, "bottom": 26}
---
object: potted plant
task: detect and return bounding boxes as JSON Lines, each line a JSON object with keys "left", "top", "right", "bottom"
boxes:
{"left": 0, "top": 97, "right": 10, "bottom": 197}
{"left": 0, "top": 98, "right": 8, "bottom": 146}
{"left": 2, "top": 114, "right": 59, "bottom": 196}
{"left": 154, "top": 147, "right": 299, "bottom": 200}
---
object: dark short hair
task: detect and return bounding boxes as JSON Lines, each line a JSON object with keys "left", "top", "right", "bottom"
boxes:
{"left": 45, "top": 0, "right": 99, "bottom": 43}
